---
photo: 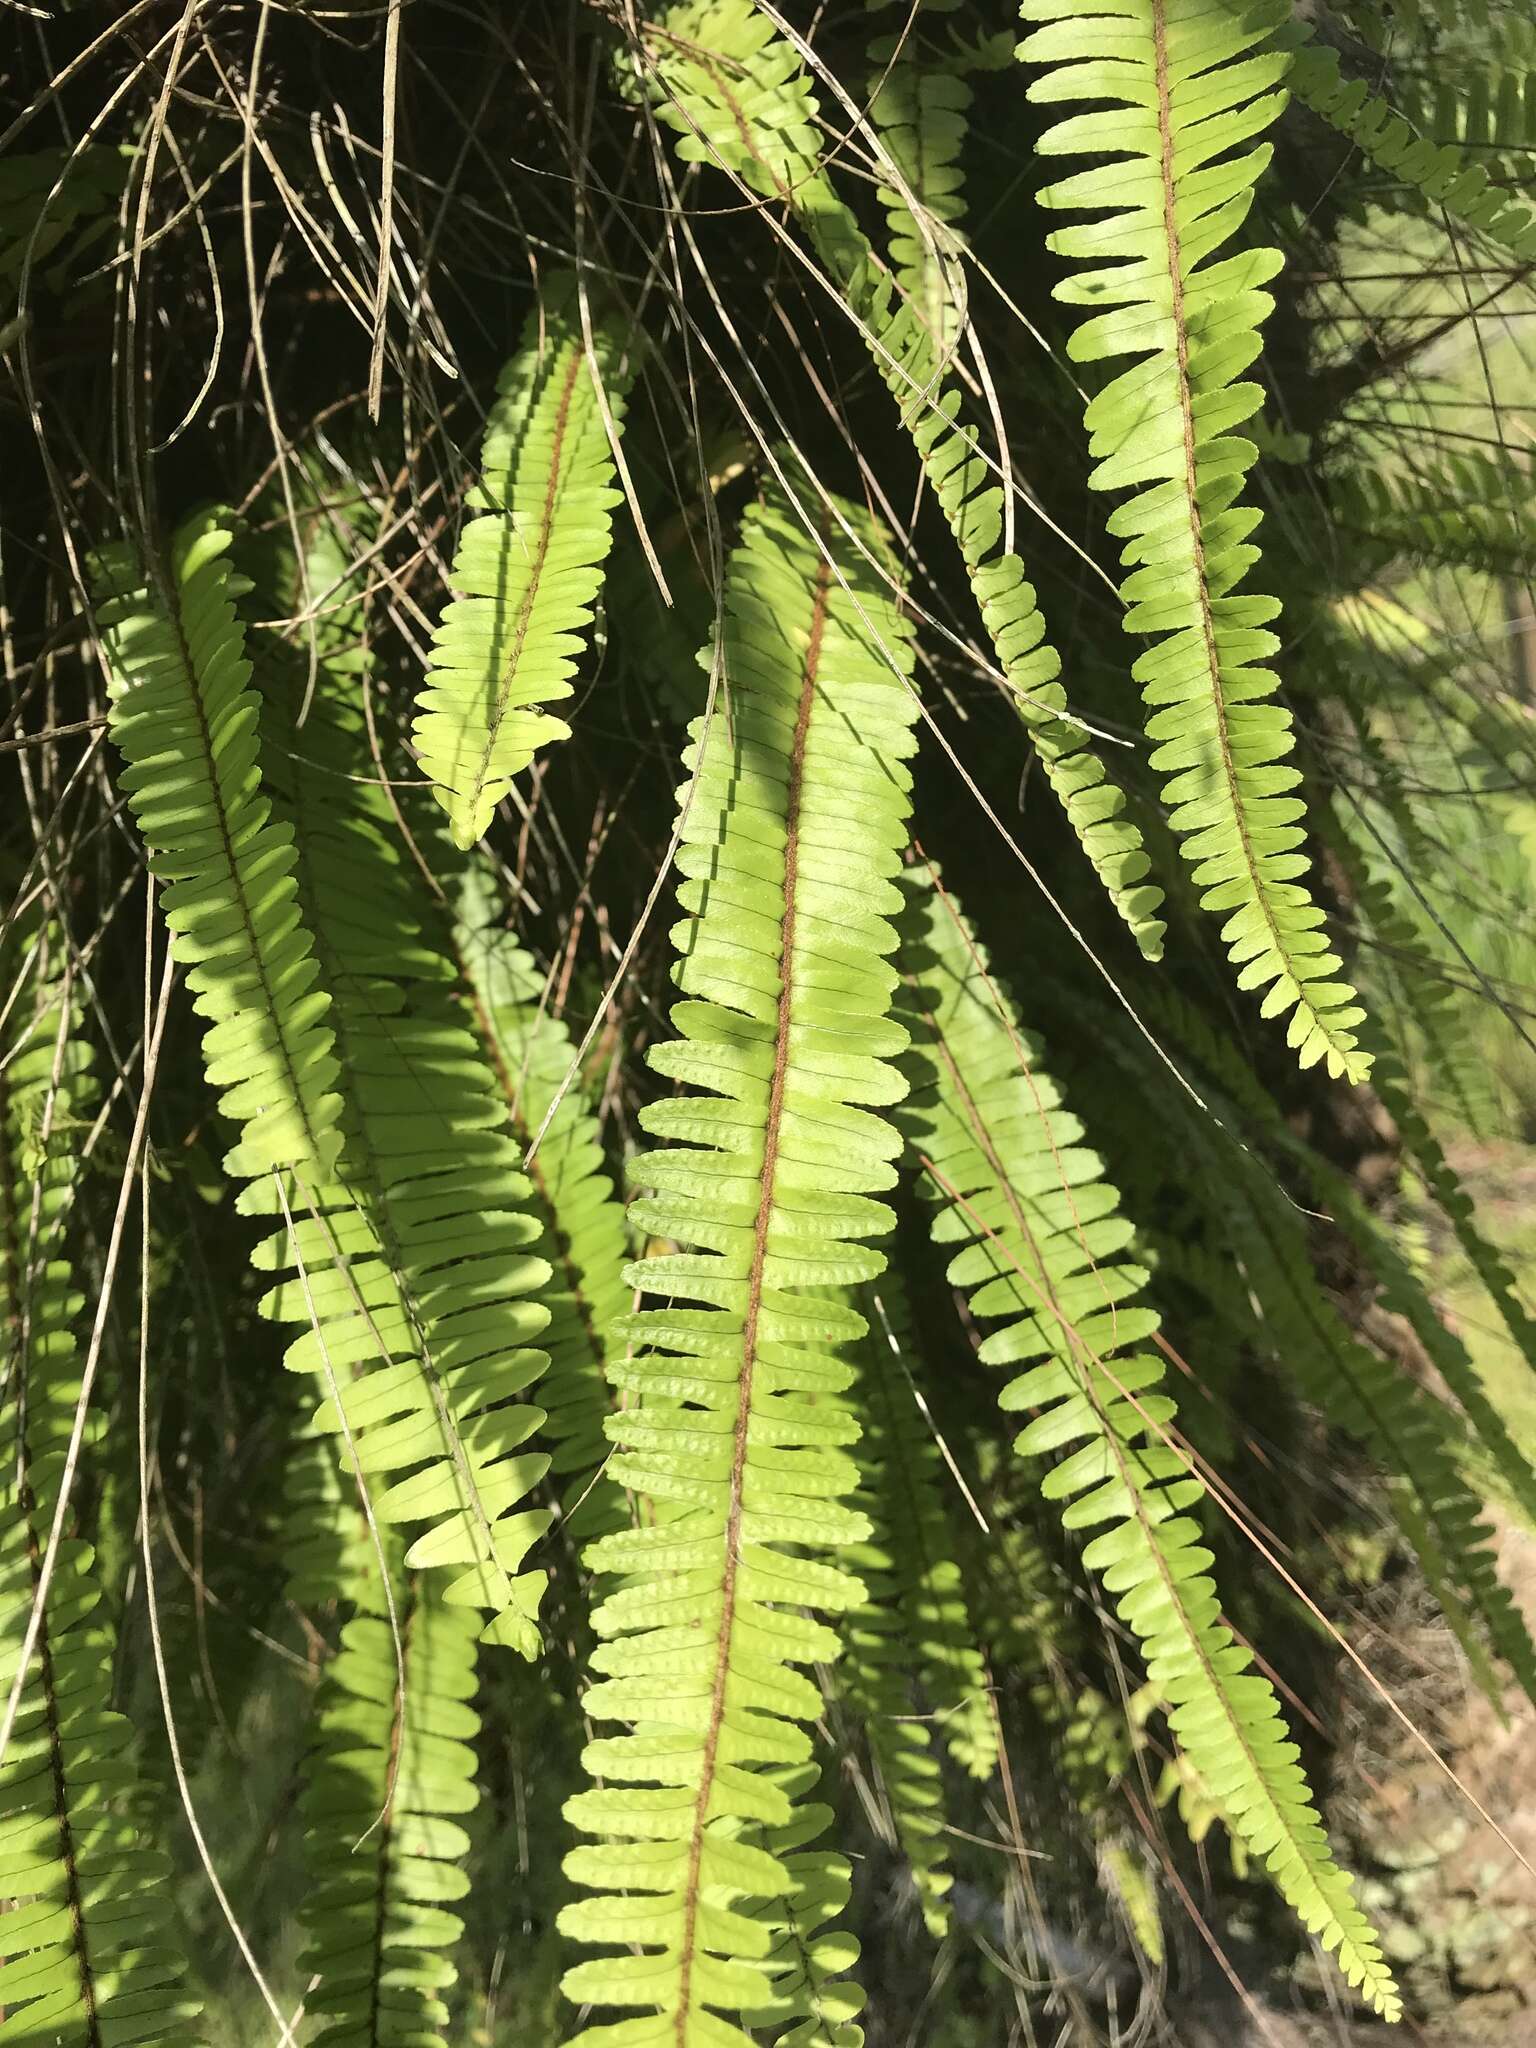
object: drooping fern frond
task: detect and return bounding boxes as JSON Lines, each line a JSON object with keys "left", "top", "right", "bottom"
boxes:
{"left": 1137, "top": 988, "right": 1536, "bottom": 1711}
{"left": 1327, "top": 815, "right": 1536, "bottom": 1385}
{"left": 851, "top": 1278, "right": 996, "bottom": 1786}
{"left": 1332, "top": 452, "right": 1536, "bottom": 577}
{"left": 892, "top": 864, "right": 1398, "bottom": 2016}
{"left": 1017, "top": 0, "right": 1370, "bottom": 1079}
{"left": 94, "top": 510, "right": 344, "bottom": 1177}
{"left": 241, "top": 543, "right": 555, "bottom": 1655}
{"left": 297, "top": 1515, "right": 481, "bottom": 2048}
{"left": 415, "top": 282, "right": 634, "bottom": 850}
{"left": 1284, "top": 30, "right": 1536, "bottom": 262}
{"left": 455, "top": 884, "right": 631, "bottom": 1541}
{"left": 0, "top": 920, "right": 205, "bottom": 2046}
{"left": 866, "top": 2, "right": 977, "bottom": 357}
{"left": 834, "top": 1276, "right": 996, "bottom": 1937}
{"left": 557, "top": 481, "right": 922, "bottom": 2044}
{"left": 639, "top": 0, "right": 1168, "bottom": 960}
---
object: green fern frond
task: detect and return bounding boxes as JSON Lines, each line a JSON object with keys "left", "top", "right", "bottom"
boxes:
{"left": 1285, "top": 30, "right": 1536, "bottom": 260}
{"left": 297, "top": 1523, "right": 481, "bottom": 2048}
{"left": 239, "top": 549, "right": 555, "bottom": 1656}
{"left": 849, "top": 1277, "right": 996, "bottom": 1781}
{"left": 95, "top": 510, "right": 345, "bottom": 1178}
{"left": 1333, "top": 452, "right": 1536, "bottom": 576}
{"left": 893, "top": 866, "right": 1398, "bottom": 2017}
{"left": 415, "top": 282, "right": 633, "bottom": 850}
{"left": 1017, "top": 0, "right": 1370, "bottom": 1079}
{"left": 835, "top": 1278, "right": 995, "bottom": 1937}
{"left": 455, "top": 886, "right": 631, "bottom": 1539}
{"left": 866, "top": 5, "right": 974, "bottom": 355}
{"left": 557, "top": 481, "right": 921, "bottom": 2043}
{"left": 1324, "top": 819, "right": 1536, "bottom": 1456}
{"left": 641, "top": 0, "right": 1167, "bottom": 959}
{"left": 0, "top": 921, "right": 205, "bottom": 2046}
{"left": 1143, "top": 989, "right": 1536, "bottom": 1711}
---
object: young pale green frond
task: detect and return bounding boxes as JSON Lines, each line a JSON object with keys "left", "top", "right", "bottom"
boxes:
{"left": 642, "top": 0, "right": 1167, "bottom": 960}
{"left": 456, "top": 888, "right": 631, "bottom": 1541}
{"left": 94, "top": 511, "right": 344, "bottom": 1177}
{"left": 297, "top": 1517, "right": 481, "bottom": 2048}
{"left": 243, "top": 576, "right": 554, "bottom": 1656}
{"left": 558, "top": 483, "right": 921, "bottom": 2045}
{"left": 0, "top": 926, "right": 205, "bottom": 2047}
{"left": 415, "top": 284, "right": 633, "bottom": 850}
{"left": 1017, "top": 0, "right": 1369, "bottom": 1080}
{"left": 892, "top": 867, "right": 1398, "bottom": 2019}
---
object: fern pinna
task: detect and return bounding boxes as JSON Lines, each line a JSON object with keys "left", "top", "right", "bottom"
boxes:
{"left": 893, "top": 864, "right": 1398, "bottom": 2017}
{"left": 1018, "top": 0, "right": 1368, "bottom": 1079}
{"left": 557, "top": 480, "right": 920, "bottom": 2043}
{"left": 415, "top": 281, "right": 633, "bottom": 850}
{"left": 0, "top": 920, "right": 204, "bottom": 2045}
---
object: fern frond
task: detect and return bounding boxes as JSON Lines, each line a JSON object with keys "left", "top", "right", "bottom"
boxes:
{"left": 641, "top": 0, "right": 1167, "bottom": 959}
{"left": 1285, "top": 31, "right": 1536, "bottom": 261}
{"left": 866, "top": 5, "right": 974, "bottom": 356}
{"left": 557, "top": 481, "right": 921, "bottom": 2044}
{"left": 455, "top": 887, "right": 631, "bottom": 1540}
{"left": 1142, "top": 989, "right": 1536, "bottom": 1710}
{"left": 835, "top": 1278, "right": 995, "bottom": 1937}
{"left": 241, "top": 553, "right": 554, "bottom": 1655}
{"left": 893, "top": 866, "right": 1397, "bottom": 2017}
{"left": 0, "top": 922, "right": 205, "bottom": 2045}
{"left": 1017, "top": 0, "right": 1370, "bottom": 1079}
{"left": 1333, "top": 452, "right": 1536, "bottom": 577}
{"left": 849, "top": 1277, "right": 996, "bottom": 1782}
{"left": 415, "top": 282, "right": 633, "bottom": 849}
{"left": 297, "top": 1523, "right": 481, "bottom": 2048}
{"left": 95, "top": 510, "right": 345, "bottom": 1177}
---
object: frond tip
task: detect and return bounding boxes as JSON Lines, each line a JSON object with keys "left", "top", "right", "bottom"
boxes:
{"left": 414, "top": 281, "right": 633, "bottom": 849}
{"left": 1017, "top": 0, "right": 1370, "bottom": 1080}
